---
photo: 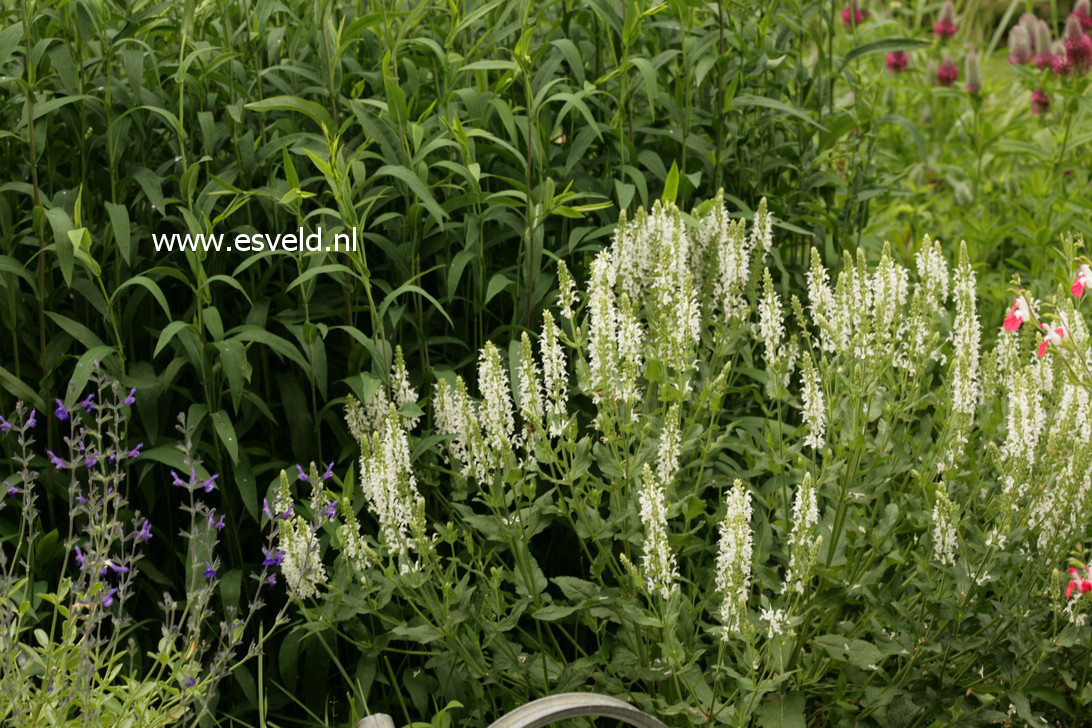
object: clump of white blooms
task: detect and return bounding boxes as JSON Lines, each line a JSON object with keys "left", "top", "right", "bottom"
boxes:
{"left": 716, "top": 480, "right": 753, "bottom": 638}
{"left": 939, "top": 243, "right": 980, "bottom": 473}
{"left": 784, "top": 473, "right": 822, "bottom": 594}
{"left": 556, "top": 260, "right": 577, "bottom": 319}
{"left": 699, "top": 192, "right": 754, "bottom": 320}
{"left": 657, "top": 404, "right": 681, "bottom": 485}
{"left": 433, "top": 376, "right": 488, "bottom": 481}
{"left": 800, "top": 351, "right": 825, "bottom": 451}
{"left": 931, "top": 483, "right": 958, "bottom": 567}
{"left": 757, "top": 268, "right": 784, "bottom": 370}
{"left": 337, "top": 505, "right": 371, "bottom": 577}
{"left": 280, "top": 517, "right": 326, "bottom": 600}
{"left": 540, "top": 310, "right": 569, "bottom": 438}
{"left": 517, "top": 332, "right": 545, "bottom": 457}
{"left": 751, "top": 197, "right": 774, "bottom": 257}
{"left": 761, "top": 606, "right": 788, "bottom": 639}
{"left": 898, "top": 236, "right": 949, "bottom": 373}
{"left": 359, "top": 406, "right": 426, "bottom": 573}
{"left": 637, "top": 464, "right": 678, "bottom": 600}
{"left": 587, "top": 250, "right": 619, "bottom": 405}
{"left": 343, "top": 346, "right": 420, "bottom": 437}
{"left": 477, "top": 341, "right": 518, "bottom": 457}
{"left": 614, "top": 295, "right": 645, "bottom": 406}
{"left": 390, "top": 345, "right": 420, "bottom": 430}
{"left": 869, "top": 244, "right": 910, "bottom": 358}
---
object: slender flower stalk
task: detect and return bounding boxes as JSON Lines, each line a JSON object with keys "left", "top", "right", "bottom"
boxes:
{"left": 716, "top": 480, "right": 753, "bottom": 638}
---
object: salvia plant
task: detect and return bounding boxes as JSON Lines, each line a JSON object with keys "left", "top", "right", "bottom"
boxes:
{"left": 0, "top": 370, "right": 284, "bottom": 725}
{"left": 256, "top": 195, "right": 1092, "bottom": 724}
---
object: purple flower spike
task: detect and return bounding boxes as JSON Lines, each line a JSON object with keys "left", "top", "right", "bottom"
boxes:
{"left": 75, "top": 546, "right": 85, "bottom": 568}
{"left": 127, "top": 443, "right": 143, "bottom": 459}
{"left": 202, "top": 474, "right": 219, "bottom": 493}
{"left": 46, "top": 451, "right": 65, "bottom": 470}
{"left": 182, "top": 676, "right": 196, "bottom": 689}
{"left": 262, "top": 548, "right": 285, "bottom": 567}
{"left": 321, "top": 462, "right": 334, "bottom": 481}
{"left": 171, "top": 471, "right": 188, "bottom": 488}
{"left": 4, "top": 481, "right": 19, "bottom": 496}
{"left": 124, "top": 388, "right": 136, "bottom": 406}
{"left": 101, "top": 588, "right": 117, "bottom": 607}
{"left": 295, "top": 464, "right": 308, "bottom": 482}
{"left": 0, "top": 416, "right": 12, "bottom": 434}
{"left": 136, "top": 519, "right": 153, "bottom": 542}
{"left": 54, "top": 400, "right": 68, "bottom": 421}
{"left": 322, "top": 500, "right": 338, "bottom": 520}
{"left": 203, "top": 562, "right": 217, "bottom": 580}
{"left": 79, "top": 394, "right": 95, "bottom": 413}
{"left": 26, "top": 410, "right": 36, "bottom": 428}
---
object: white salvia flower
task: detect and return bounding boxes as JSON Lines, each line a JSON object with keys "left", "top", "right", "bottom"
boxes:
{"left": 949, "top": 242, "right": 980, "bottom": 417}
{"left": 433, "top": 377, "right": 492, "bottom": 481}
{"left": 800, "top": 351, "right": 826, "bottom": 450}
{"left": 806, "top": 248, "right": 838, "bottom": 353}
{"left": 360, "top": 406, "right": 426, "bottom": 572}
{"left": 914, "top": 235, "right": 949, "bottom": 309}
{"left": 477, "top": 341, "right": 517, "bottom": 455}
{"left": 784, "top": 473, "right": 822, "bottom": 594}
{"left": 709, "top": 204, "right": 752, "bottom": 320}
{"left": 657, "top": 404, "right": 681, "bottom": 485}
{"left": 751, "top": 197, "right": 774, "bottom": 257}
{"left": 610, "top": 209, "right": 651, "bottom": 301}
{"left": 760, "top": 606, "right": 787, "bottom": 638}
{"left": 716, "top": 480, "right": 753, "bottom": 639}
{"left": 637, "top": 464, "right": 678, "bottom": 600}
{"left": 364, "top": 387, "right": 392, "bottom": 434}
{"left": 587, "top": 250, "right": 618, "bottom": 405}
{"left": 540, "top": 311, "right": 568, "bottom": 438}
{"left": 344, "top": 395, "right": 368, "bottom": 443}
{"left": 870, "top": 244, "right": 910, "bottom": 353}
{"left": 337, "top": 506, "right": 370, "bottom": 577}
{"left": 757, "top": 268, "right": 784, "bottom": 369}
{"left": 932, "top": 483, "right": 958, "bottom": 567}
{"left": 556, "top": 260, "right": 578, "bottom": 319}
{"left": 391, "top": 345, "right": 420, "bottom": 430}
{"left": 517, "top": 332, "right": 545, "bottom": 453}
{"left": 614, "top": 294, "right": 645, "bottom": 407}
{"left": 280, "top": 515, "right": 326, "bottom": 600}
{"left": 1002, "top": 366, "right": 1045, "bottom": 469}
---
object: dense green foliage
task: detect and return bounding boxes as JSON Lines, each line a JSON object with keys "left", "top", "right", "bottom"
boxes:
{"left": 2, "top": 0, "right": 1092, "bottom": 724}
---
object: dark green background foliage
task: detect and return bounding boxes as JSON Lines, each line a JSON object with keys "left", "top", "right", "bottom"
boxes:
{"left": 1, "top": 0, "right": 1090, "bottom": 723}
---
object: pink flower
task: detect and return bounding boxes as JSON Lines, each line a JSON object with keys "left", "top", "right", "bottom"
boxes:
{"left": 1064, "top": 15, "right": 1092, "bottom": 73}
{"left": 1031, "top": 89, "right": 1051, "bottom": 115}
{"left": 1072, "top": 264, "right": 1092, "bottom": 296}
{"left": 1009, "top": 26, "right": 1033, "bottom": 64}
{"left": 964, "top": 50, "right": 982, "bottom": 94}
{"left": 936, "top": 58, "right": 959, "bottom": 86}
{"left": 1067, "top": 579, "right": 1078, "bottom": 599}
{"left": 935, "top": 1, "right": 958, "bottom": 38}
{"left": 1037, "top": 324, "right": 1065, "bottom": 358}
{"left": 1074, "top": 0, "right": 1092, "bottom": 31}
{"left": 841, "top": 1, "right": 869, "bottom": 28}
{"left": 1003, "top": 296, "right": 1030, "bottom": 332}
{"left": 886, "top": 50, "right": 910, "bottom": 73}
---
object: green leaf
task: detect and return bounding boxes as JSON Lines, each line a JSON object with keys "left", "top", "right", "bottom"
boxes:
{"left": 756, "top": 691, "right": 805, "bottom": 728}
{"left": 0, "top": 367, "right": 45, "bottom": 411}
{"left": 731, "top": 94, "right": 826, "bottom": 131}
{"left": 104, "top": 202, "right": 132, "bottom": 265}
{"left": 374, "top": 164, "right": 448, "bottom": 227}
{"left": 112, "top": 275, "right": 172, "bottom": 320}
{"left": 217, "top": 339, "right": 249, "bottom": 411}
{"left": 840, "top": 38, "right": 930, "bottom": 70}
{"left": 245, "top": 95, "right": 334, "bottom": 130}
{"left": 484, "top": 273, "right": 512, "bottom": 306}
{"left": 210, "top": 410, "right": 239, "bottom": 464}
{"left": 662, "top": 160, "right": 679, "bottom": 204}
{"left": 0, "top": 23, "right": 23, "bottom": 70}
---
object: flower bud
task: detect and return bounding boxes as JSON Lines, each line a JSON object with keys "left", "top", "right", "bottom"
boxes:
{"left": 964, "top": 50, "right": 982, "bottom": 94}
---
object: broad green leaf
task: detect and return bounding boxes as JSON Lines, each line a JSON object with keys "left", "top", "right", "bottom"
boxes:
{"left": 245, "top": 95, "right": 334, "bottom": 130}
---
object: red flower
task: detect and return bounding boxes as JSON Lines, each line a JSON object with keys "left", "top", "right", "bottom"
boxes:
{"left": 1037, "top": 324, "right": 1065, "bottom": 358}
{"left": 886, "top": 50, "right": 909, "bottom": 73}
{"left": 934, "top": 1, "right": 958, "bottom": 38}
{"left": 1003, "top": 296, "right": 1030, "bottom": 332}
{"left": 1072, "top": 264, "right": 1092, "bottom": 296}
{"left": 1031, "top": 89, "right": 1051, "bottom": 115}
{"left": 1073, "top": 0, "right": 1092, "bottom": 31}
{"left": 936, "top": 58, "right": 959, "bottom": 86}
{"left": 1064, "top": 16, "right": 1092, "bottom": 73}
{"left": 841, "top": 2, "right": 869, "bottom": 28}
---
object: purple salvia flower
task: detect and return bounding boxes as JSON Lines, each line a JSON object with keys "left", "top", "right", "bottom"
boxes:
{"left": 124, "top": 388, "right": 136, "bottom": 406}
{"left": 136, "top": 519, "right": 153, "bottom": 542}
{"left": 262, "top": 498, "right": 273, "bottom": 520}
{"left": 54, "top": 400, "right": 68, "bottom": 421}
{"left": 46, "top": 451, "right": 65, "bottom": 470}
{"left": 208, "top": 511, "right": 225, "bottom": 531}
{"left": 265, "top": 574, "right": 277, "bottom": 586}
{"left": 262, "top": 548, "right": 285, "bottom": 567}
{"left": 295, "top": 464, "right": 308, "bottom": 482}
{"left": 74, "top": 546, "right": 85, "bottom": 568}
{"left": 202, "top": 474, "right": 218, "bottom": 493}
{"left": 127, "top": 443, "right": 143, "bottom": 459}
{"left": 203, "top": 562, "right": 217, "bottom": 580}
{"left": 0, "top": 416, "right": 12, "bottom": 434}
{"left": 79, "top": 394, "right": 95, "bottom": 413}
{"left": 100, "top": 560, "right": 129, "bottom": 577}
{"left": 171, "top": 471, "right": 188, "bottom": 488}
{"left": 75, "top": 491, "right": 87, "bottom": 505}
{"left": 107, "top": 453, "right": 116, "bottom": 465}
{"left": 84, "top": 451, "right": 98, "bottom": 469}
{"left": 182, "top": 676, "right": 196, "bottom": 688}
{"left": 101, "top": 588, "right": 117, "bottom": 607}
{"left": 321, "top": 462, "right": 334, "bottom": 481}
{"left": 322, "top": 499, "right": 338, "bottom": 520}
{"left": 279, "top": 504, "right": 294, "bottom": 520}
{"left": 4, "top": 481, "right": 19, "bottom": 496}
{"left": 26, "top": 409, "right": 36, "bottom": 428}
